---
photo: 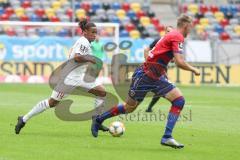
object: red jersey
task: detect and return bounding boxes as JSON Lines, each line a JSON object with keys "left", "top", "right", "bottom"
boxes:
{"left": 143, "top": 30, "right": 184, "bottom": 79}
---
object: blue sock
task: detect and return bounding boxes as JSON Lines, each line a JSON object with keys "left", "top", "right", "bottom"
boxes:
{"left": 97, "top": 104, "right": 125, "bottom": 123}
{"left": 163, "top": 112, "right": 179, "bottom": 138}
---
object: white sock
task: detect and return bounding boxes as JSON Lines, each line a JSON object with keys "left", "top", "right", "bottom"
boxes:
{"left": 94, "top": 96, "right": 105, "bottom": 115}
{"left": 23, "top": 99, "right": 50, "bottom": 123}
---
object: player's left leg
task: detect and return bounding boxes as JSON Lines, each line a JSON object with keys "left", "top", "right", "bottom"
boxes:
{"left": 88, "top": 85, "right": 109, "bottom": 132}
{"left": 145, "top": 96, "right": 160, "bottom": 112}
{"left": 161, "top": 87, "right": 185, "bottom": 149}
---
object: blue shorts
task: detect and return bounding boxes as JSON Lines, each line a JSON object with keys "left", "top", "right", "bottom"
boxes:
{"left": 128, "top": 67, "right": 175, "bottom": 102}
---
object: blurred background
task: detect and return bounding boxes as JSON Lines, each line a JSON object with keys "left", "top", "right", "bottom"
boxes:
{"left": 0, "top": 0, "right": 240, "bottom": 85}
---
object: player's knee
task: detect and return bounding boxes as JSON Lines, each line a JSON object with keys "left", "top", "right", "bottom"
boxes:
{"left": 125, "top": 105, "right": 137, "bottom": 113}
{"left": 48, "top": 98, "right": 59, "bottom": 108}
{"left": 98, "top": 90, "right": 107, "bottom": 97}
{"left": 172, "top": 96, "right": 185, "bottom": 108}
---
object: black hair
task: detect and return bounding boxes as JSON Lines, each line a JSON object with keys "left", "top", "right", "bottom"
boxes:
{"left": 78, "top": 18, "right": 96, "bottom": 31}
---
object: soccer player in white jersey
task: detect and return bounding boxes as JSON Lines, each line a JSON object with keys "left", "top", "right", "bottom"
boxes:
{"left": 15, "top": 18, "right": 109, "bottom": 134}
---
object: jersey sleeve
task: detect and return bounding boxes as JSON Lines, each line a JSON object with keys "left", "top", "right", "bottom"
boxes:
{"left": 149, "top": 38, "right": 160, "bottom": 49}
{"left": 72, "top": 40, "right": 90, "bottom": 56}
{"left": 171, "top": 34, "right": 184, "bottom": 54}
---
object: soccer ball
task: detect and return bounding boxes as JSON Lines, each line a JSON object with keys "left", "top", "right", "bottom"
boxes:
{"left": 109, "top": 121, "right": 125, "bottom": 137}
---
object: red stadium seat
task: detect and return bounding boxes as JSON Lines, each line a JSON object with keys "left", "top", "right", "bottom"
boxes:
{"left": 125, "top": 23, "right": 135, "bottom": 32}
{"left": 155, "top": 24, "right": 165, "bottom": 32}
{"left": 6, "top": 28, "right": 16, "bottom": 36}
{"left": 210, "top": 5, "right": 219, "bottom": 13}
{"left": 81, "top": 2, "right": 91, "bottom": 12}
{"left": 5, "top": 7, "right": 14, "bottom": 16}
{"left": 220, "top": 32, "right": 230, "bottom": 41}
{"left": 193, "top": 18, "right": 199, "bottom": 26}
{"left": 21, "top": 1, "right": 31, "bottom": 9}
{"left": 35, "top": 8, "right": 45, "bottom": 17}
{"left": 0, "top": 13, "right": 9, "bottom": 20}
{"left": 179, "top": 4, "right": 188, "bottom": 13}
{"left": 122, "top": 2, "right": 130, "bottom": 12}
{"left": 50, "top": 16, "right": 60, "bottom": 22}
{"left": 66, "top": 8, "right": 73, "bottom": 18}
{"left": 220, "top": 18, "right": 229, "bottom": 27}
{"left": 20, "top": 15, "right": 29, "bottom": 21}
{"left": 136, "top": 10, "right": 145, "bottom": 18}
{"left": 151, "top": 17, "right": 160, "bottom": 27}
{"left": 199, "top": 4, "right": 208, "bottom": 14}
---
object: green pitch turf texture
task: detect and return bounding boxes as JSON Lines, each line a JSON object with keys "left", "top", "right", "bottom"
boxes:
{"left": 0, "top": 84, "right": 240, "bottom": 160}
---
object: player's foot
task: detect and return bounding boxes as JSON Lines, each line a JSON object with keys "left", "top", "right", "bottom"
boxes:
{"left": 15, "top": 116, "right": 25, "bottom": 134}
{"left": 145, "top": 108, "right": 153, "bottom": 112}
{"left": 91, "top": 115, "right": 101, "bottom": 137}
{"left": 161, "top": 137, "right": 184, "bottom": 149}
{"left": 99, "top": 124, "right": 109, "bottom": 132}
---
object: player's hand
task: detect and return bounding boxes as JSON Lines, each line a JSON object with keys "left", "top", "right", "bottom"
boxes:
{"left": 193, "top": 68, "right": 200, "bottom": 76}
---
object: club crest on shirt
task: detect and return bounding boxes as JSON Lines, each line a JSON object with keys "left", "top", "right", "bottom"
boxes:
{"left": 130, "top": 90, "right": 135, "bottom": 97}
{"left": 178, "top": 43, "right": 183, "bottom": 50}
{"left": 80, "top": 44, "right": 88, "bottom": 53}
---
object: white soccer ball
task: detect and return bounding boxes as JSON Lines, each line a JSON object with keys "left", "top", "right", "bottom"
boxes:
{"left": 109, "top": 121, "right": 125, "bottom": 137}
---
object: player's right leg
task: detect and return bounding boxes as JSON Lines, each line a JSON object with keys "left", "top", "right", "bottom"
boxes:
{"left": 15, "top": 91, "right": 64, "bottom": 134}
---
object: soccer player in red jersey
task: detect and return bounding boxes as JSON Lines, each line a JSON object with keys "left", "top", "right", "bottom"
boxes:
{"left": 91, "top": 15, "right": 200, "bottom": 149}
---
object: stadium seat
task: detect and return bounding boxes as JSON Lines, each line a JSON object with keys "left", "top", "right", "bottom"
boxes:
{"left": 140, "top": 16, "right": 150, "bottom": 26}
{"left": 109, "top": 16, "right": 119, "bottom": 23}
{"left": 220, "top": 32, "right": 230, "bottom": 41}
{"left": 220, "top": 18, "right": 229, "bottom": 27}
{"left": 74, "top": 2, "right": 80, "bottom": 9}
{"left": 225, "top": 11, "right": 233, "bottom": 19}
{"left": 66, "top": 8, "right": 73, "bottom": 18}
{"left": 155, "top": 24, "right": 165, "bottom": 32}
{"left": 234, "top": 25, "right": 240, "bottom": 35}
{"left": 122, "top": 2, "right": 130, "bottom": 12}
{"left": 21, "top": 0, "right": 31, "bottom": 8}
{"left": 188, "top": 4, "right": 198, "bottom": 14}
{"left": 214, "top": 24, "right": 224, "bottom": 34}
{"left": 92, "top": 2, "right": 101, "bottom": 12}
{"left": 147, "top": 10, "right": 155, "bottom": 18}
{"left": 229, "top": 4, "right": 238, "bottom": 15}
{"left": 90, "top": 15, "right": 101, "bottom": 23}
{"left": 0, "top": 7, "right": 4, "bottom": 15}
{"left": 100, "top": 15, "right": 109, "bottom": 22}
{"left": 229, "top": 18, "right": 238, "bottom": 25}
{"left": 120, "top": 29, "right": 129, "bottom": 37}
{"left": 76, "top": 9, "right": 86, "bottom": 19}
{"left": 229, "top": 32, "right": 239, "bottom": 40}
{"left": 5, "top": 7, "right": 14, "bottom": 16}
{"left": 112, "top": 2, "right": 121, "bottom": 10}
{"left": 199, "top": 18, "right": 209, "bottom": 28}
{"left": 102, "top": 2, "right": 110, "bottom": 10}
{"left": 151, "top": 17, "right": 160, "bottom": 27}
{"left": 81, "top": 1, "right": 91, "bottom": 12}
{"left": 0, "top": 13, "right": 9, "bottom": 20}
{"left": 214, "top": 11, "right": 224, "bottom": 22}
{"left": 30, "top": 14, "right": 40, "bottom": 22}
{"left": 59, "top": 15, "right": 70, "bottom": 22}
{"left": 106, "top": 9, "right": 115, "bottom": 16}
{"left": 192, "top": 18, "right": 199, "bottom": 26}
{"left": 210, "top": 5, "right": 219, "bottom": 13}
{"left": 142, "top": 3, "right": 150, "bottom": 13}
{"left": 41, "top": 15, "right": 49, "bottom": 22}
{"left": 96, "top": 9, "right": 105, "bottom": 16}
{"left": 15, "top": 27, "right": 26, "bottom": 36}
{"left": 205, "top": 25, "right": 214, "bottom": 32}
{"left": 204, "top": 11, "right": 214, "bottom": 18}
{"left": 9, "top": 14, "right": 18, "bottom": 21}
{"left": 45, "top": 8, "right": 55, "bottom": 18}
{"left": 55, "top": 9, "right": 64, "bottom": 17}
{"left": 219, "top": 5, "right": 229, "bottom": 15}
{"left": 52, "top": 1, "right": 61, "bottom": 11}
{"left": 180, "top": 4, "right": 188, "bottom": 13}
{"left": 125, "top": 23, "right": 135, "bottom": 32}
{"left": 137, "top": 24, "right": 145, "bottom": 32}
{"left": 20, "top": 15, "right": 29, "bottom": 21}
{"left": 40, "top": 1, "right": 51, "bottom": 9}
{"left": 57, "top": 28, "right": 69, "bottom": 37}
{"left": 35, "top": 8, "right": 45, "bottom": 17}
{"left": 141, "top": 30, "right": 150, "bottom": 38}
{"left": 26, "top": 28, "right": 37, "bottom": 37}
{"left": 225, "top": 25, "right": 234, "bottom": 33}
{"left": 195, "top": 12, "right": 204, "bottom": 19}
{"left": 129, "top": 30, "right": 140, "bottom": 39}
{"left": 116, "top": 9, "right": 126, "bottom": 20}
{"left": 199, "top": 4, "right": 208, "bottom": 14}
{"left": 11, "top": 0, "right": 21, "bottom": 8}
{"left": 121, "top": 16, "right": 131, "bottom": 25}
{"left": 15, "top": 7, "right": 24, "bottom": 17}
{"left": 195, "top": 24, "right": 204, "bottom": 34}
{"left": 127, "top": 10, "right": 135, "bottom": 19}
{"left": 50, "top": 15, "right": 60, "bottom": 22}
{"left": 130, "top": 2, "right": 141, "bottom": 13}
{"left": 208, "top": 31, "right": 219, "bottom": 40}
{"left": 136, "top": 10, "right": 145, "bottom": 19}
{"left": 6, "top": 27, "right": 16, "bottom": 36}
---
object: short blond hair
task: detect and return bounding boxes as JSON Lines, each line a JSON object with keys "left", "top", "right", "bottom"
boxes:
{"left": 177, "top": 14, "right": 192, "bottom": 28}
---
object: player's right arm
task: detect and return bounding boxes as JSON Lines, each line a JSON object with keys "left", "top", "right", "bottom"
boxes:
{"left": 74, "top": 54, "right": 96, "bottom": 64}
{"left": 174, "top": 53, "right": 200, "bottom": 76}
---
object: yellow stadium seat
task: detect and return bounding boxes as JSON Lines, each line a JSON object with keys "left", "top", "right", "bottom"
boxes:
{"left": 130, "top": 2, "right": 141, "bottom": 12}
{"left": 214, "top": 11, "right": 224, "bottom": 22}
{"left": 45, "top": 8, "right": 55, "bottom": 18}
{"left": 188, "top": 4, "right": 198, "bottom": 14}
{"left": 15, "top": 8, "right": 24, "bottom": 17}
{"left": 234, "top": 25, "right": 240, "bottom": 35}
{"left": 130, "top": 30, "right": 140, "bottom": 39}
{"left": 52, "top": 1, "right": 61, "bottom": 10}
{"left": 59, "top": 0, "right": 67, "bottom": 4}
{"left": 140, "top": 16, "right": 150, "bottom": 26}
{"left": 76, "top": 9, "right": 86, "bottom": 19}
{"left": 199, "top": 18, "right": 209, "bottom": 28}
{"left": 195, "top": 24, "right": 204, "bottom": 34}
{"left": 116, "top": 9, "right": 126, "bottom": 20}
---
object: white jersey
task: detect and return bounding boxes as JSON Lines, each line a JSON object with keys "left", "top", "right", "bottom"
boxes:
{"left": 67, "top": 36, "right": 92, "bottom": 79}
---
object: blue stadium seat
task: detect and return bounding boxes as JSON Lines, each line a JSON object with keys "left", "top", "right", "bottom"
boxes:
{"left": 120, "top": 30, "right": 129, "bottom": 37}
{"left": 112, "top": 2, "right": 121, "bottom": 10}
{"left": 127, "top": 10, "right": 136, "bottom": 19}
{"left": 30, "top": 14, "right": 41, "bottom": 22}
{"left": 214, "top": 24, "right": 224, "bottom": 34}
{"left": 92, "top": 2, "right": 101, "bottom": 12}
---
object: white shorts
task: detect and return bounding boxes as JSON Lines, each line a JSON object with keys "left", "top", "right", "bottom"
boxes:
{"left": 51, "top": 74, "right": 101, "bottom": 101}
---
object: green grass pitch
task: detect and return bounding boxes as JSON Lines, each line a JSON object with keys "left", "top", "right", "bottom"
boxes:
{"left": 0, "top": 84, "right": 240, "bottom": 160}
